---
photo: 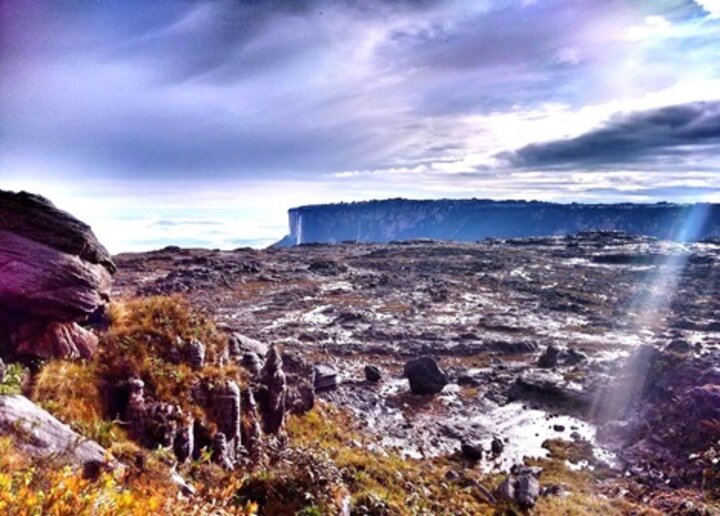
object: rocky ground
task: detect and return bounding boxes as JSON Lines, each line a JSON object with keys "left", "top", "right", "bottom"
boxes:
{"left": 9, "top": 189, "right": 720, "bottom": 512}
{"left": 114, "top": 232, "right": 720, "bottom": 512}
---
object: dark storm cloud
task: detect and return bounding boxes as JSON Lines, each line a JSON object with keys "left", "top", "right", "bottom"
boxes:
{"left": 501, "top": 101, "right": 720, "bottom": 170}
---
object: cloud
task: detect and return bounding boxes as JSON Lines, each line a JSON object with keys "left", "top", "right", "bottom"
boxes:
{"left": 2, "top": 0, "right": 720, "bottom": 250}
{"left": 499, "top": 101, "right": 720, "bottom": 170}
{"left": 695, "top": 0, "right": 720, "bottom": 18}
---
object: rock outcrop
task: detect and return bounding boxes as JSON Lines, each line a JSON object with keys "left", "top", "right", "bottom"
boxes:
{"left": 255, "top": 345, "right": 287, "bottom": 435}
{"left": 0, "top": 394, "right": 114, "bottom": 473}
{"left": 0, "top": 190, "right": 115, "bottom": 359}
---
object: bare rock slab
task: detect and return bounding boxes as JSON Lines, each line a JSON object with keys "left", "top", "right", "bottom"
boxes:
{"left": 0, "top": 394, "right": 111, "bottom": 469}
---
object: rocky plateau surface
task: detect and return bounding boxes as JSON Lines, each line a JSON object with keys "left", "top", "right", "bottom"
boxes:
{"left": 115, "top": 231, "right": 720, "bottom": 499}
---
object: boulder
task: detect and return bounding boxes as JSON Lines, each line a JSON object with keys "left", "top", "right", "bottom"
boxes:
{"left": 228, "top": 333, "right": 268, "bottom": 358}
{"left": 404, "top": 356, "right": 448, "bottom": 395}
{"left": 313, "top": 363, "right": 339, "bottom": 391}
{"left": 364, "top": 364, "right": 382, "bottom": 383}
{"left": 460, "top": 441, "right": 484, "bottom": 461}
{"left": 491, "top": 437, "right": 505, "bottom": 455}
{"left": 0, "top": 394, "right": 114, "bottom": 472}
{"left": 496, "top": 466, "right": 542, "bottom": 509}
{"left": 0, "top": 190, "right": 115, "bottom": 360}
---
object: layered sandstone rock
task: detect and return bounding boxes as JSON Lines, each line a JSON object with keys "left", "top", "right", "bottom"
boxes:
{"left": 0, "top": 190, "right": 114, "bottom": 359}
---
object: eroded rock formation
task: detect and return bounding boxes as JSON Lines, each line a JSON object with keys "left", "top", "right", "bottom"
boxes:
{"left": 255, "top": 345, "right": 287, "bottom": 435}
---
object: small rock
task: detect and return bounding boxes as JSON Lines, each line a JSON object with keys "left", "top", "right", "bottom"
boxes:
{"left": 456, "top": 373, "right": 481, "bottom": 387}
{"left": 364, "top": 365, "right": 382, "bottom": 383}
{"left": 491, "top": 437, "right": 505, "bottom": 455}
{"left": 313, "top": 363, "right": 339, "bottom": 391}
{"left": 461, "top": 442, "right": 484, "bottom": 461}
{"left": 538, "top": 345, "right": 560, "bottom": 368}
{"left": 666, "top": 339, "right": 692, "bottom": 353}
{"left": 445, "top": 469, "right": 460, "bottom": 481}
{"left": 404, "top": 356, "right": 448, "bottom": 395}
{"left": 563, "top": 348, "right": 586, "bottom": 365}
{"left": 553, "top": 424, "right": 565, "bottom": 432}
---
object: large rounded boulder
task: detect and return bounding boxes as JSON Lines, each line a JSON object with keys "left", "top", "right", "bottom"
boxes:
{"left": 404, "top": 355, "right": 448, "bottom": 395}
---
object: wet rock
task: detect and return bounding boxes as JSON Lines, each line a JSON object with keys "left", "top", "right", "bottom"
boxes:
{"left": 456, "top": 370, "right": 481, "bottom": 387}
{"left": 553, "top": 424, "right": 565, "bottom": 432}
{"left": 461, "top": 441, "right": 484, "bottom": 461}
{"left": 256, "top": 345, "right": 287, "bottom": 435}
{"left": 563, "top": 348, "right": 586, "bottom": 365}
{"left": 510, "top": 370, "right": 592, "bottom": 411}
{"left": 0, "top": 190, "right": 114, "bottom": 359}
{"left": 364, "top": 364, "right": 382, "bottom": 383}
{"left": 314, "top": 363, "right": 339, "bottom": 391}
{"left": 666, "top": 339, "right": 692, "bottom": 353}
{"left": 491, "top": 437, "right": 505, "bottom": 455}
{"left": 496, "top": 465, "right": 542, "bottom": 509}
{"left": 0, "top": 395, "right": 115, "bottom": 473}
{"left": 308, "top": 260, "right": 348, "bottom": 276}
{"left": 538, "top": 345, "right": 560, "bottom": 368}
{"left": 404, "top": 356, "right": 448, "bottom": 395}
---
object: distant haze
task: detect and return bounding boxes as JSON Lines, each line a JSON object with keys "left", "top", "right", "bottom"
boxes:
{"left": 2, "top": 1, "right": 720, "bottom": 252}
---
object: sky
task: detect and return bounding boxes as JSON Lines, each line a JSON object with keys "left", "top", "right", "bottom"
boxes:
{"left": 2, "top": 0, "right": 720, "bottom": 252}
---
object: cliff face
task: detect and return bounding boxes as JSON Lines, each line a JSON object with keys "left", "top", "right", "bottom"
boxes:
{"left": 280, "top": 199, "right": 720, "bottom": 245}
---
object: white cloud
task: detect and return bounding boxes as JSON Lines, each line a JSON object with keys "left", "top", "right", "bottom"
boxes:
{"left": 695, "top": 0, "right": 720, "bottom": 18}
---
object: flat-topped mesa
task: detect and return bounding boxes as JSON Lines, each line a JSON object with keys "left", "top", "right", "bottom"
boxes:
{"left": 276, "top": 198, "right": 720, "bottom": 246}
{"left": 0, "top": 190, "right": 115, "bottom": 359}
